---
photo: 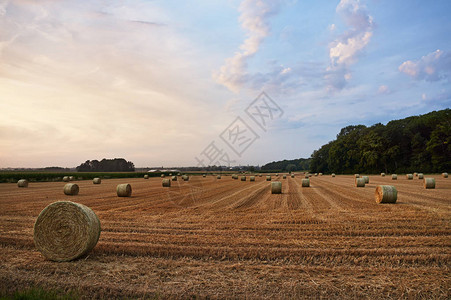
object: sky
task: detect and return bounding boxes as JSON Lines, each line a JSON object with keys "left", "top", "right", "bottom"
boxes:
{"left": 0, "top": 0, "right": 450, "bottom": 168}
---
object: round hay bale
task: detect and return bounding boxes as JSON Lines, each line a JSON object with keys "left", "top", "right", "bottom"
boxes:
{"left": 414, "top": 172, "right": 418, "bottom": 177}
{"left": 172, "top": 176, "right": 177, "bottom": 181}
{"left": 250, "top": 176, "right": 255, "bottom": 181}
{"left": 117, "top": 184, "right": 132, "bottom": 197}
{"left": 318, "top": 173, "right": 323, "bottom": 176}
{"left": 283, "top": 175, "right": 287, "bottom": 179}
{"left": 33, "top": 201, "right": 101, "bottom": 262}
{"left": 161, "top": 174, "right": 165, "bottom": 178}
{"left": 144, "top": 174, "right": 149, "bottom": 179}
{"left": 169, "top": 173, "right": 172, "bottom": 176}
{"left": 177, "top": 173, "right": 181, "bottom": 176}
{"left": 362, "top": 176, "right": 369, "bottom": 184}
{"left": 69, "top": 176, "right": 74, "bottom": 181}
{"left": 203, "top": 174, "right": 206, "bottom": 178}
{"left": 266, "top": 176, "right": 271, "bottom": 181}
{"left": 406, "top": 174, "right": 413, "bottom": 180}
{"left": 301, "top": 179, "right": 310, "bottom": 187}
{"left": 355, "top": 178, "right": 365, "bottom": 187}
{"left": 93, "top": 178, "right": 101, "bottom": 184}
{"left": 162, "top": 179, "right": 171, "bottom": 187}
{"left": 314, "top": 173, "right": 318, "bottom": 177}
{"left": 391, "top": 174, "right": 397, "bottom": 180}
{"left": 375, "top": 185, "right": 397, "bottom": 203}
{"left": 354, "top": 174, "right": 360, "bottom": 178}
{"left": 417, "top": 173, "right": 424, "bottom": 179}
{"left": 271, "top": 181, "right": 282, "bottom": 194}
{"left": 309, "top": 174, "right": 313, "bottom": 177}
{"left": 380, "top": 173, "right": 386, "bottom": 177}
{"left": 424, "top": 178, "right": 435, "bottom": 189}
{"left": 442, "top": 172, "right": 448, "bottom": 178}
{"left": 291, "top": 174, "right": 295, "bottom": 178}
{"left": 183, "top": 175, "right": 189, "bottom": 181}
{"left": 276, "top": 173, "right": 279, "bottom": 176}
{"left": 305, "top": 174, "right": 309, "bottom": 179}
{"left": 17, "top": 179, "right": 28, "bottom": 188}
{"left": 63, "top": 176, "right": 70, "bottom": 182}
{"left": 331, "top": 173, "right": 336, "bottom": 177}
{"left": 217, "top": 175, "right": 221, "bottom": 179}
{"left": 259, "top": 174, "right": 262, "bottom": 177}
{"left": 241, "top": 176, "right": 246, "bottom": 181}
{"left": 64, "top": 183, "right": 79, "bottom": 195}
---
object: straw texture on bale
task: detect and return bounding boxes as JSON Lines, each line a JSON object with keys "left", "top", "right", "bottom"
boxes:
{"left": 250, "top": 176, "right": 255, "bottom": 181}
{"left": 93, "top": 178, "right": 101, "bottom": 184}
{"left": 271, "top": 181, "right": 282, "bottom": 194}
{"left": 63, "top": 176, "right": 69, "bottom": 182}
{"left": 283, "top": 175, "right": 287, "bottom": 179}
{"left": 266, "top": 176, "right": 271, "bottom": 181}
{"left": 144, "top": 175, "right": 149, "bottom": 179}
{"left": 117, "top": 184, "right": 132, "bottom": 197}
{"left": 172, "top": 176, "right": 177, "bottom": 181}
{"left": 241, "top": 176, "right": 246, "bottom": 181}
{"left": 33, "top": 201, "right": 101, "bottom": 262}
{"left": 363, "top": 176, "right": 369, "bottom": 184}
{"left": 375, "top": 185, "right": 397, "bottom": 203}
{"left": 162, "top": 179, "right": 171, "bottom": 187}
{"left": 442, "top": 172, "right": 448, "bottom": 178}
{"left": 417, "top": 173, "right": 424, "bottom": 179}
{"left": 301, "top": 179, "right": 310, "bottom": 187}
{"left": 17, "top": 179, "right": 28, "bottom": 188}
{"left": 69, "top": 176, "right": 74, "bottom": 181}
{"left": 406, "top": 174, "right": 413, "bottom": 180}
{"left": 217, "top": 175, "right": 221, "bottom": 179}
{"left": 331, "top": 173, "right": 336, "bottom": 177}
{"left": 381, "top": 173, "right": 386, "bottom": 177}
{"left": 424, "top": 178, "right": 435, "bottom": 189}
{"left": 64, "top": 183, "right": 79, "bottom": 195}
{"left": 355, "top": 178, "right": 365, "bottom": 187}
{"left": 392, "top": 174, "right": 397, "bottom": 180}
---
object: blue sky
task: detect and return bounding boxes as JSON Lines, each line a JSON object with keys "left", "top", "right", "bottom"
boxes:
{"left": 0, "top": 0, "right": 450, "bottom": 168}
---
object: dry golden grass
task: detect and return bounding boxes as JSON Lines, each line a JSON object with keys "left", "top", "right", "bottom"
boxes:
{"left": 0, "top": 174, "right": 450, "bottom": 299}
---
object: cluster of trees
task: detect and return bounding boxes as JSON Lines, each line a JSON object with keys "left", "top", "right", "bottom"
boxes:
{"left": 310, "top": 109, "right": 450, "bottom": 174}
{"left": 261, "top": 158, "right": 311, "bottom": 172}
{"left": 76, "top": 158, "right": 135, "bottom": 172}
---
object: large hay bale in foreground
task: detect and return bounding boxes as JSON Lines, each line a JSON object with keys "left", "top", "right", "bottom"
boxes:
{"left": 117, "top": 184, "right": 132, "bottom": 197}
{"left": 271, "top": 181, "right": 282, "bottom": 194}
{"left": 301, "top": 179, "right": 310, "bottom": 187}
{"left": 406, "top": 174, "right": 413, "bottom": 180}
{"left": 241, "top": 176, "right": 246, "bottom": 181}
{"left": 355, "top": 178, "right": 365, "bottom": 187}
{"left": 144, "top": 175, "right": 149, "bottom": 179}
{"left": 442, "top": 172, "right": 448, "bottom": 178}
{"left": 64, "top": 183, "right": 79, "bottom": 195}
{"left": 250, "top": 176, "right": 255, "bottom": 181}
{"left": 375, "top": 185, "right": 397, "bottom": 204}
{"left": 93, "top": 178, "right": 101, "bottom": 184}
{"left": 63, "top": 176, "right": 70, "bottom": 182}
{"left": 172, "top": 176, "right": 177, "bottom": 181}
{"left": 266, "top": 176, "right": 271, "bottom": 181}
{"left": 362, "top": 176, "right": 369, "bottom": 184}
{"left": 417, "top": 173, "right": 424, "bottom": 179}
{"left": 424, "top": 178, "right": 435, "bottom": 189}
{"left": 33, "top": 201, "right": 101, "bottom": 262}
{"left": 17, "top": 179, "right": 28, "bottom": 188}
{"left": 162, "top": 179, "right": 171, "bottom": 187}
{"left": 392, "top": 174, "right": 397, "bottom": 180}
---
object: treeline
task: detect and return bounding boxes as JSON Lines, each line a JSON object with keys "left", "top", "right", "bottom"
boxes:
{"left": 261, "top": 158, "right": 311, "bottom": 172}
{"left": 76, "top": 158, "right": 135, "bottom": 172}
{"left": 310, "top": 109, "right": 450, "bottom": 174}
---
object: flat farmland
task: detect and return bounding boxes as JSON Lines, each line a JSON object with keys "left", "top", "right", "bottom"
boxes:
{"left": 0, "top": 174, "right": 450, "bottom": 299}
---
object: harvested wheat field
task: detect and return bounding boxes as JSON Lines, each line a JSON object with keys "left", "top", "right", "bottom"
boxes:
{"left": 0, "top": 174, "right": 450, "bottom": 299}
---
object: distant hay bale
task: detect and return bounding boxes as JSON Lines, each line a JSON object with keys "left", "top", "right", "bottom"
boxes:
{"left": 161, "top": 174, "right": 165, "bottom": 178}
{"left": 283, "top": 175, "right": 287, "bottom": 179}
{"left": 17, "top": 179, "right": 28, "bottom": 188}
{"left": 414, "top": 172, "right": 418, "bottom": 177}
{"left": 250, "top": 176, "right": 255, "bottom": 181}
{"left": 319, "top": 173, "right": 323, "bottom": 176}
{"left": 69, "top": 176, "right": 74, "bottom": 181}
{"left": 169, "top": 173, "right": 172, "bottom": 176}
{"left": 354, "top": 174, "right": 360, "bottom": 178}
{"left": 424, "top": 178, "right": 435, "bottom": 189}
{"left": 217, "top": 175, "right": 221, "bottom": 179}
{"left": 442, "top": 172, "right": 448, "bottom": 178}
{"left": 203, "top": 174, "right": 206, "bottom": 178}
{"left": 63, "top": 176, "right": 69, "bottom": 182}
{"left": 93, "top": 178, "right": 101, "bottom": 184}
{"left": 259, "top": 174, "right": 262, "bottom": 177}
{"left": 276, "top": 173, "right": 279, "bottom": 176}
{"left": 266, "top": 176, "right": 271, "bottom": 181}
{"left": 331, "top": 173, "right": 336, "bottom": 177}
{"left": 172, "top": 176, "right": 177, "bottom": 181}
{"left": 406, "top": 174, "right": 413, "bottom": 180}
{"left": 301, "top": 179, "right": 310, "bottom": 187}
{"left": 309, "top": 174, "right": 313, "bottom": 177}
{"left": 291, "top": 174, "right": 295, "bottom": 178}
{"left": 117, "top": 184, "right": 132, "bottom": 197}
{"left": 162, "top": 179, "right": 171, "bottom": 187}
{"left": 314, "top": 173, "right": 318, "bottom": 176}
{"left": 417, "top": 173, "right": 424, "bottom": 179}
{"left": 271, "top": 181, "right": 282, "bottom": 194}
{"left": 64, "top": 183, "right": 79, "bottom": 196}
{"left": 375, "top": 185, "right": 397, "bottom": 203}
{"left": 33, "top": 201, "right": 101, "bottom": 262}
{"left": 144, "top": 175, "right": 149, "bottom": 179}
{"left": 355, "top": 178, "right": 365, "bottom": 187}
{"left": 183, "top": 175, "right": 189, "bottom": 181}
{"left": 241, "top": 176, "right": 246, "bottom": 181}
{"left": 304, "top": 174, "right": 309, "bottom": 179}
{"left": 177, "top": 173, "right": 181, "bottom": 176}
{"left": 232, "top": 175, "right": 238, "bottom": 180}
{"left": 391, "top": 174, "right": 397, "bottom": 180}
{"left": 362, "top": 176, "right": 369, "bottom": 184}
{"left": 380, "top": 173, "right": 385, "bottom": 177}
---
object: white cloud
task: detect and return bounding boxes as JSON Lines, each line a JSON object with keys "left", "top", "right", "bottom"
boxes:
{"left": 378, "top": 85, "right": 390, "bottom": 94}
{"left": 399, "top": 49, "right": 451, "bottom": 82}
{"left": 326, "top": 0, "right": 374, "bottom": 91}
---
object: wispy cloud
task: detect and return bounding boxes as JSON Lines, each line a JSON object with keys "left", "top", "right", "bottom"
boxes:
{"left": 399, "top": 49, "right": 451, "bottom": 82}
{"left": 213, "top": 0, "right": 283, "bottom": 92}
{"left": 325, "top": 0, "right": 374, "bottom": 91}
